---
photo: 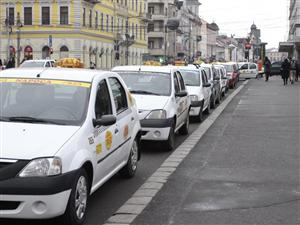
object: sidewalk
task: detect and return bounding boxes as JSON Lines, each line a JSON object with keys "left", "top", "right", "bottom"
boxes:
{"left": 131, "top": 77, "right": 300, "bottom": 225}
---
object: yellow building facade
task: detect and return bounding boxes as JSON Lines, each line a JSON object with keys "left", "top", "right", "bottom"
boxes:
{"left": 0, "top": 0, "right": 148, "bottom": 69}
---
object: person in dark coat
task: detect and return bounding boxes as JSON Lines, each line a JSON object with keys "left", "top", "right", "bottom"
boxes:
{"left": 281, "top": 58, "right": 290, "bottom": 85}
{"left": 264, "top": 56, "right": 271, "bottom": 81}
{"left": 5, "top": 58, "right": 14, "bottom": 69}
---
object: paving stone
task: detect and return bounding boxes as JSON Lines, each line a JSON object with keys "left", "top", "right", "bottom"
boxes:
{"left": 116, "top": 204, "right": 146, "bottom": 214}
{"left": 126, "top": 196, "right": 153, "bottom": 205}
{"left": 133, "top": 189, "right": 159, "bottom": 197}
{"left": 107, "top": 214, "right": 137, "bottom": 224}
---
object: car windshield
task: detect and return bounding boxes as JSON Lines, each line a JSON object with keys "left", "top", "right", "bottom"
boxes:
{"left": 0, "top": 78, "right": 90, "bottom": 126}
{"left": 180, "top": 70, "right": 200, "bottom": 86}
{"left": 20, "top": 61, "right": 46, "bottom": 68}
{"left": 223, "top": 65, "right": 233, "bottom": 72}
{"left": 117, "top": 71, "right": 171, "bottom": 96}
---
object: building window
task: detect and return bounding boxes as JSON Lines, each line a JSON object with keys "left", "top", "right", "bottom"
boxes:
{"left": 132, "top": 0, "right": 134, "bottom": 10}
{"left": 125, "top": 0, "right": 127, "bottom": 7}
{"left": 140, "top": 24, "right": 142, "bottom": 40}
{"left": 132, "top": 23, "right": 134, "bottom": 36}
{"left": 42, "top": 7, "right": 50, "bottom": 25}
{"left": 89, "top": 10, "right": 92, "bottom": 28}
{"left": 60, "top": 45, "right": 69, "bottom": 58}
{"left": 101, "top": 13, "right": 104, "bottom": 31}
{"left": 106, "top": 15, "right": 109, "bottom": 32}
{"left": 136, "top": 24, "right": 138, "bottom": 39}
{"left": 24, "top": 7, "right": 32, "bottom": 25}
{"left": 7, "top": 7, "right": 14, "bottom": 25}
{"left": 95, "top": 12, "right": 98, "bottom": 29}
{"left": 83, "top": 8, "right": 86, "bottom": 26}
{"left": 144, "top": 27, "right": 146, "bottom": 40}
{"left": 125, "top": 19, "right": 128, "bottom": 34}
{"left": 111, "top": 16, "right": 114, "bottom": 32}
{"left": 148, "top": 23, "right": 154, "bottom": 32}
{"left": 60, "top": 6, "right": 68, "bottom": 25}
{"left": 148, "top": 41, "right": 154, "bottom": 49}
{"left": 136, "top": 0, "right": 138, "bottom": 11}
{"left": 148, "top": 6, "right": 154, "bottom": 15}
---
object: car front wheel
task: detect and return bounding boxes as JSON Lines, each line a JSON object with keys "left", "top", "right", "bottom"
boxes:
{"left": 179, "top": 112, "right": 189, "bottom": 135}
{"left": 63, "top": 169, "right": 89, "bottom": 225}
{"left": 120, "top": 138, "right": 139, "bottom": 178}
{"left": 164, "top": 122, "right": 175, "bottom": 151}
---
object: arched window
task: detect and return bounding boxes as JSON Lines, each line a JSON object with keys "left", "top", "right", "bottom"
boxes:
{"left": 60, "top": 45, "right": 69, "bottom": 58}
{"left": 42, "top": 46, "right": 51, "bottom": 59}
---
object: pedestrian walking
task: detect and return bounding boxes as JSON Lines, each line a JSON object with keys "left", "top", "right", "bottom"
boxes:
{"left": 289, "top": 58, "right": 296, "bottom": 84}
{"left": 264, "top": 56, "right": 271, "bottom": 81}
{"left": 295, "top": 60, "right": 300, "bottom": 82}
{"left": 0, "top": 59, "right": 2, "bottom": 70}
{"left": 281, "top": 58, "right": 290, "bottom": 85}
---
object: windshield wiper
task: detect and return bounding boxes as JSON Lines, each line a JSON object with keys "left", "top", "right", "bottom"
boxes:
{"left": 7, "top": 116, "right": 66, "bottom": 125}
{"left": 130, "top": 90, "right": 160, "bottom": 95}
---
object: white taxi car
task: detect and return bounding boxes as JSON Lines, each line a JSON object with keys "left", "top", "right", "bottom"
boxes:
{"left": 238, "top": 62, "right": 258, "bottom": 79}
{"left": 112, "top": 66, "right": 190, "bottom": 150}
{"left": 0, "top": 68, "right": 141, "bottom": 225}
{"left": 178, "top": 66, "right": 212, "bottom": 122}
{"left": 19, "top": 59, "right": 55, "bottom": 68}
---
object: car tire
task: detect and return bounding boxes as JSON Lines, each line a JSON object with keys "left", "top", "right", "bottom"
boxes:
{"left": 179, "top": 112, "right": 189, "bottom": 135}
{"left": 216, "top": 93, "right": 221, "bottom": 104}
{"left": 204, "top": 99, "right": 211, "bottom": 115}
{"left": 210, "top": 95, "right": 216, "bottom": 109}
{"left": 120, "top": 138, "right": 139, "bottom": 178}
{"left": 63, "top": 169, "right": 89, "bottom": 225}
{"left": 164, "top": 122, "right": 175, "bottom": 151}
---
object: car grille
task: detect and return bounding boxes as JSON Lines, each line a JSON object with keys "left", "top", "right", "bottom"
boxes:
{"left": 0, "top": 160, "right": 29, "bottom": 181}
{"left": 0, "top": 201, "right": 21, "bottom": 210}
{"left": 0, "top": 162, "right": 13, "bottom": 169}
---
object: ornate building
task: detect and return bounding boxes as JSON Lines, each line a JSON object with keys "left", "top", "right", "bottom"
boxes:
{"left": 0, "top": 0, "right": 148, "bottom": 69}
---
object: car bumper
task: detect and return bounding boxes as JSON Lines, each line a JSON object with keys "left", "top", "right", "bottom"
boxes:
{"left": 0, "top": 190, "right": 71, "bottom": 219}
{"left": 140, "top": 118, "right": 172, "bottom": 141}
{"left": 0, "top": 170, "right": 78, "bottom": 219}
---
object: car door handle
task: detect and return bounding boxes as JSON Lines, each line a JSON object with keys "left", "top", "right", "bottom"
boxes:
{"left": 115, "top": 128, "right": 119, "bottom": 134}
{"left": 131, "top": 117, "right": 134, "bottom": 121}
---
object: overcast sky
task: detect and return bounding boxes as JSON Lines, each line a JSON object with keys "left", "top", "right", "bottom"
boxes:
{"left": 198, "top": 0, "right": 289, "bottom": 49}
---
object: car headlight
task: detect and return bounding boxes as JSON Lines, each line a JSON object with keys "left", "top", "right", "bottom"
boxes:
{"left": 189, "top": 95, "right": 198, "bottom": 102}
{"left": 18, "top": 157, "right": 62, "bottom": 177}
{"left": 146, "top": 109, "right": 167, "bottom": 119}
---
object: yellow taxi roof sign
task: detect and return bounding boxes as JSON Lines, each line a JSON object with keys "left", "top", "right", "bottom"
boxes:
{"left": 55, "top": 58, "right": 85, "bottom": 68}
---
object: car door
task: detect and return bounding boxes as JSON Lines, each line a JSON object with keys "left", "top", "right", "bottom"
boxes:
{"left": 93, "top": 78, "right": 118, "bottom": 183}
{"left": 201, "top": 70, "right": 210, "bottom": 108}
{"left": 108, "top": 76, "right": 133, "bottom": 164}
{"left": 177, "top": 71, "right": 189, "bottom": 125}
{"left": 249, "top": 63, "right": 258, "bottom": 77}
{"left": 173, "top": 72, "right": 184, "bottom": 129}
{"left": 239, "top": 63, "right": 249, "bottom": 77}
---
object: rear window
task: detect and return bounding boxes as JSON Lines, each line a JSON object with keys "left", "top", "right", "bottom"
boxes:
{"left": 223, "top": 65, "right": 234, "bottom": 72}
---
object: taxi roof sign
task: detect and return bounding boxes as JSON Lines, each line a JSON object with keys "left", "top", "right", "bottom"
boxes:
{"left": 55, "top": 58, "right": 85, "bottom": 68}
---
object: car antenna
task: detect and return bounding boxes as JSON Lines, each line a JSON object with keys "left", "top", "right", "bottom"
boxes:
{"left": 36, "top": 68, "right": 49, "bottom": 78}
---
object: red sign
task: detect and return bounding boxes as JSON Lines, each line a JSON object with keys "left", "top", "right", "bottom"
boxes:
{"left": 245, "top": 43, "right": 251, "bottom": 49}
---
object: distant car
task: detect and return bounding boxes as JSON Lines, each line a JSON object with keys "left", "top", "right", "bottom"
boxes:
{"left": 201, "top": 64, "right": 222, "bottom": 108}
{"left": 214, "top": 64, "right": 228, "bottom": 96}
{"left": 270, "top": 61, "right": 283, "bottom": 76}
{"left": 112, "top": 65, "right": 190, "bottom": 151}
{"left": 178, "top": 66, "right": 212, "bottom": 122}
{"left": 238, "top": 62, "right": 258, "bottom": 79}
{"left": 221, "top": 62, "right": 239, "bottom": 88}
{"left": 20, "top": 59, "right": 55, "bottom": 68}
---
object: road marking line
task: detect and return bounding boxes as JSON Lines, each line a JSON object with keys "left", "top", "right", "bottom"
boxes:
{"left": 105, "top": 80, "right": 249, "bottom": 225}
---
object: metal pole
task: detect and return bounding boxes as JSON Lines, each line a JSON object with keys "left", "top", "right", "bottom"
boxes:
{"left": 188, "top": 21, "right": 191, "bottom": 63}
{"left": 164, "top": 25, "right": 167, "bottom": 64}
{"left": 17, "top": 28, "right": 20, "bottom": 66}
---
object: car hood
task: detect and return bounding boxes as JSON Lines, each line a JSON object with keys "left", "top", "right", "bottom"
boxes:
{"left": 0, "top": 122, "right": 80, "bottom": 160}
{"left": 132, "top": 94, "right": 169, "bottom": 119}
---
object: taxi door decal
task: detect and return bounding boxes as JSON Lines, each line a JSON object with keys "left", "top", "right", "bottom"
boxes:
{"left": 105, "top": 130, "right": 113, "bottom": 150}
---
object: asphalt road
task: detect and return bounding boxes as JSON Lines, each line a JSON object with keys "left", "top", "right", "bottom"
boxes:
{"left": 0, "top": 83, "right": 240, "bottom": 225}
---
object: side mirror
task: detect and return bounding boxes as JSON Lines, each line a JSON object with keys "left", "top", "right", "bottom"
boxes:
{"left": 175, "top": 91, "right": 188, "bottom": 97}
{"left": 213, "top": 77, "right": 220, "bottom": 81}
{"left": 203, "top": 83, "right": 211, "bottom": 88}
{"left": 93, "top": 115, "right": 116, "bottom": 127}
{"left": 222, "top": 76, "right": 228, "bottom": 79}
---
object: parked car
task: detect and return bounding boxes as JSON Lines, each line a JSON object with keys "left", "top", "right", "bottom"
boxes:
{"left": 20, "top": 59, "right": 55, "bottom": 68}
{"left": 214, "top": 64, "right": 228, "bottom": 96}
{"left": 112, "top": 66, "right": 190, "bottom": 150}
{"left": 201, "top": 64, "right": 222, "bottom": 108}
{"left": 238, "top": 62, "right": 258, "bottom": 79}
{"left": 0, "top": 68, "right": 141, "bottom": 225}
{"left": 270, "top": 61, "right": 283, "bottom": 76}
{"left": 178, "top": 66, "right": 212, "bottom": 122}
{"left": 221, "top": 62, "right": 239, "bottom": 88}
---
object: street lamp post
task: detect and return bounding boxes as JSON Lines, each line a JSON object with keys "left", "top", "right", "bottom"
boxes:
{"left": 16, "top": 13, "right": 23, "bottom": 67}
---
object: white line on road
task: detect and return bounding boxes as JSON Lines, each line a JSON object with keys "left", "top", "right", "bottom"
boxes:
{"left": 105, "top": 80, "right": 249, "bottom": 225}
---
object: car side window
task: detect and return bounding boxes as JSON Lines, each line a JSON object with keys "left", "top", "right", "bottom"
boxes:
{"left": 50, "top": 61, "right": 55, "bottom": 67}
{"left": 45, "top": 62, "right": 51, "bottom": 67}
{"left": 177, "top": 72, "right": 185, "bottom": 91}
{"left": 173, "top": 73, "right": 180, "bottom": 93}
{"left": 202, "top": 70, "right": 208, "bottom": 84}
{"left": 95, "top": 79, "right": 112, "bottom": 119}
{"left": 250, "top": 64, "right": 257, "bottom": 69}
{"left": 108, "top": 77, "right": 128, "bottom": 114}
{"left": 240, "top": 64, "right": 248, "bottom": 70}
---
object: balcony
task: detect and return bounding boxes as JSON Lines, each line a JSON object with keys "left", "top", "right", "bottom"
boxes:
{"left": 148, "top": 48, "right": 164, "bottom": 55}
{"left": 151, "top": 14, "right": 166, "bottom": 20}
{"left": 148, "top": 30, "right": 165, "bottom": 38}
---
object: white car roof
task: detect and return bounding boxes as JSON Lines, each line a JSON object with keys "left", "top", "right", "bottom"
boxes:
{"left": 22, "top": 59, "right": 54, "bottom": 62}
{"left": 112, "top": 65, "right": 175, "bottom": 73}
{"left": 201, "top": 64, "right": 213, "bottom": 68}
{"left": 177, "top": 66, "right": 199, "bottom": 71}
{"left": 0, "top": 68, "right": 111, "bottom": 82}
